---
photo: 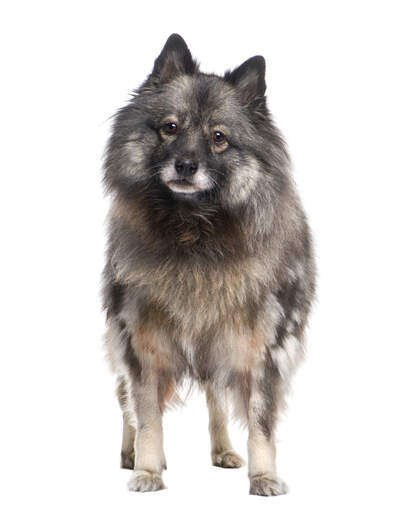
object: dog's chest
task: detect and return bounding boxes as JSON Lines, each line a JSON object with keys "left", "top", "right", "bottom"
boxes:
{"left": 145, "top": 256, "right": 268, "bottom": 334}
{"left": 124, "top": 257, "right": 272, "bottom": 378}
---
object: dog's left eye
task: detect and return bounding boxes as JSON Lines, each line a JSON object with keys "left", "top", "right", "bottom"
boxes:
{"left": 161, "top": 122, "right": 178, "bottom": 136}
{"left": 213, "top": 131, "right": 226, "bottom": 145}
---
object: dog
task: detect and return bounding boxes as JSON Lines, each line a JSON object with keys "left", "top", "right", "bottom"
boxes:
{"left": 102, "top": 33, "right": 316, "bottom": 496}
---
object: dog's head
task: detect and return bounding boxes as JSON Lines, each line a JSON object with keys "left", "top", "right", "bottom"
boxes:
{"left": 104, "top": 34, "right": 289, "bottom": 207}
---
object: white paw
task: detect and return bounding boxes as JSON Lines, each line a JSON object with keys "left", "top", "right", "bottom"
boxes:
{"left": 249, "top": 474, "right": 288, "bottom": 496}
{"left": 128, "top": 470, "right": 165, "bottom": 492}
{"left": 212, "top": 450, "right": 244, "bottom": 468}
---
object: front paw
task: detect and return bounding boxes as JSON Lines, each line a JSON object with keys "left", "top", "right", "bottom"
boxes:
{"left": 212, "top": 450, "right": 244, "bottom": 468}
{"left": 249, "top": 474, "right": 288, "bottom": 496}
{"left": 128, "top": 470, "right": 166, "bottom": 492}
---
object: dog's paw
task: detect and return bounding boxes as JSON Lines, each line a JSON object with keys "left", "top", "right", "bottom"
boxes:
{"left": 212, "top": 450, "right": 244, "bottom": 468}
{"left": 128, "top": 470, "right": 166, "bottom": 492}
{"left": 121, "top": 451, "right": 134, "bottom": 470}
{"left": 249, "top": 474, "right": 288, "bottom": 496}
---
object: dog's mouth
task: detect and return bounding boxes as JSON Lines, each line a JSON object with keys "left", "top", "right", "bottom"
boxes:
{"left": 166, "top": 179, "right": 201, "bottom": 194}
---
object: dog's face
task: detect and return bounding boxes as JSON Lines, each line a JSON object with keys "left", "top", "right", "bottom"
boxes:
{"left": 105, "top": 34, "right": 287, "bottom": 207}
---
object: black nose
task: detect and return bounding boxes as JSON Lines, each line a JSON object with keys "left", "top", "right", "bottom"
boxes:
{"left": 175, "top": 158, "right": 198, "bottom": 177}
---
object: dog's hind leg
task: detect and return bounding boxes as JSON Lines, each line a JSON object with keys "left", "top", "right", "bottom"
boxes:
{"left": 116, "top": 377, "right": 136, "bottom": 469}
{"left": 205, "top": 383, "right": 244, "bottom": 469}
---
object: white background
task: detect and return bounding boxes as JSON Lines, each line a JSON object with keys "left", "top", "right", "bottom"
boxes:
{"left": 1, "top": 1, "right": 412, "bottom": 510}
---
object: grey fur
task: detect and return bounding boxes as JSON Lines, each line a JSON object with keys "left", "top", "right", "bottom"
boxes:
{"left": 102, "top": 34, "right": 316, "bottom": 495}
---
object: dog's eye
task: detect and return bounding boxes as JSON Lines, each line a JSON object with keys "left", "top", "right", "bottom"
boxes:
{"left": 213, "top": 131, "right": 226, "bottom": 145}
{"left": 161, "top": 122, "right": 178, "bottom": 136}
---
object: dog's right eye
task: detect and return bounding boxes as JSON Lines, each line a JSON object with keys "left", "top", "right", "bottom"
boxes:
{"left": 161, "top": 122, "right": 178, "bottom": 136}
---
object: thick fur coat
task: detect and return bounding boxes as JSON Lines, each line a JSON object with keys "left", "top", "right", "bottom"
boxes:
{"left": 102, "top": 34, "right": 316, "bottom": 496}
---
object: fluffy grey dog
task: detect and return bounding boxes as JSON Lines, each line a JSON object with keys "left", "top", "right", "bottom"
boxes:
{"left": 102, "top": 33, "right": 316, "bottom": 496}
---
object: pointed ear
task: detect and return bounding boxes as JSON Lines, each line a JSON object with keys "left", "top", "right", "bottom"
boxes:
{"left": 152, "top": 34, "right": 197, "bottom": 84}
{"left": 225, "top": 56, "right": 266, "bottom": 105}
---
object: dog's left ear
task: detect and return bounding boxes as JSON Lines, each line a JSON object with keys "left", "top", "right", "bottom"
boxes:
{"left": 152, "top": 33, "right": 197, "bottom": 84}
{"left": 225, "top": 56, "right": 266, "bottom": 105}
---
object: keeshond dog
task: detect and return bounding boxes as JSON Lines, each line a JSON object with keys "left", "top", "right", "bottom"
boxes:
{"left": 102, "top": 33, "right": 316, "bottom": 496}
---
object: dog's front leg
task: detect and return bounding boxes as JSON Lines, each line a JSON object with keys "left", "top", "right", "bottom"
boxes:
{"left": 127, "top": 368, "right": 166, "bottom": 492}
{"left": 205, "top": 383, "right": 244, "bottom": 468}
{"left": 247, "top": 376, "right": 287, "bottom": 496}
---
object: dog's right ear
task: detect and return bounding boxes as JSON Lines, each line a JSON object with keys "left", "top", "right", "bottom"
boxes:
{"left": 225, "top": 56, "right": 266, "bottom": 106}
{"left": 151, "top": 34, "right": 197, "bottom": 84}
